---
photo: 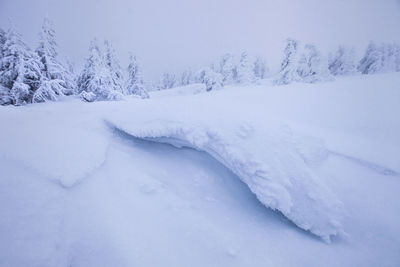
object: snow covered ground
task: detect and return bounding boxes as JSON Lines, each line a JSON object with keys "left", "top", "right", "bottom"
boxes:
{"left": 0, "top": 73, "right": 399, "bottom": 266}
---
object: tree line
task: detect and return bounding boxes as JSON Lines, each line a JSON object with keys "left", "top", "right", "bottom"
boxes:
{"left": 273, "top": 38, "right": 400, "bottom": 85}
{"left": 166, "top": 39, "right": 400, "bottom": 90}
{"left": 1, "top": 19, "right": 400, "bottom": 106}
{"left": 0, "top": 19, "right": 148, "bottom": 106}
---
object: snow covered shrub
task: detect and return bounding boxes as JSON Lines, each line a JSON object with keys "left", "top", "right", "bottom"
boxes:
{"left": 237, "top": 51, "right": 255, "bottom": 84}
{"left": 77, "top": 39, "right": 122, "bottom": 101}
{"left": 328, "top": 46, "right": 357, "bottom": 76}
{"left": 0, "top": 26, "right": 43, "bottom": 105}
{"left": 79, "top": 91, "right": 96, "bottom": 102}
{"left": 297, "top": 44, "right": 332, "bottom": 83}
{"left": 106, "top": 90, "right": 124, "bottom": 101}
{"left": 198, "top": 67, "right": 223, "bottom": 91}
{"left": 218, "top": 53, "right": 237, "bottom": 85}
{"left": 126, "top": 54, "right": 149, "bottom": 99}
{"left": 274, "top": 39, "right": 301, "bottom": 85}
{"left": 36, "top": 18, "right": 76, "bottom": 96}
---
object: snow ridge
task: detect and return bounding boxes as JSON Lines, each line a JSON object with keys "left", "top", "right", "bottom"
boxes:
{"left": 105, "top": 119, "right": 346, "bottom": 242}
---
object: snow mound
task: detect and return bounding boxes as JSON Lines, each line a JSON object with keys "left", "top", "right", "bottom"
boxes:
{"left": 105, "top": 119, "right": 346, "bottom": 242}
{"left": 150, "top": 83, "right": 206, "bottom": 98}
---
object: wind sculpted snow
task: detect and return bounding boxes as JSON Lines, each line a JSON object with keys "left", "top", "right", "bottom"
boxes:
{"left": 105, "top": 119, "right": 346, "bottom": 242}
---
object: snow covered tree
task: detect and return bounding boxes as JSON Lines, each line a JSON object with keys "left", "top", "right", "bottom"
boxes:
{"left": 253, "top": 56, "right": 268, "bottom": 80}
{"left": 358, "top": 42, "right": 400, "bottom": 74}
{"left": 237, "top": 51, "right": 255, "bottom": 84}
{"left": 358, "top": 42, "right": 383, "bottom": 74}
{"left": 328, "top": 46, "right": 357, "bottom": 76}
{"left": 0, "top": 84, "right": 9, "bottom": 104}
{"left": 297, "top": 44, "right": 332, "bottom": 83}
{"left": 32, "top": 78, "right": 65, "bottom": 103}
{"left": 126, "top": 53, "right": 149, "bottom": 99}
{"left": 218, "top": 53, "right": 237, "bottom": 85}
{"left": 381, "top": 43, "right": 398, "bottom": 73}
{"left": 36, "top": 18, "right": 75, "bottom": 98}
{"left": 395, "top": 43, "right": 400, "bottom": 72}
{"left": 159, "top": 72, "right": 176, "bottom": 90}
{"left": 0, "top": 26, "right": 43, "bottom": 105}
{"left": 274, "top": 39, "right": 300, "bottom": 85}
{"left": 103, "top": 40, "right": 124, "bottom": 94}
{"left": 0, "top": 28, "right": 6, "bottom": 102}
{"left": 65, "top": 59, "right": 77, "bottom": 88}
{"left": 209, "top": 62, "right": 218, "bottom": 73}
{"left": 0, "top": 27, "right": 5, "bottom": 58}
{"left": 77, "top": 39, "right": 123, "bottom": 101}
{"left": 198, "top": 67, "right": 223, "bottom": 91}
{"left": 179, "top": 69, "right": 192, "bottom": 86}
{"left": 66, "top": 59, "right": 75, "bottom": 75}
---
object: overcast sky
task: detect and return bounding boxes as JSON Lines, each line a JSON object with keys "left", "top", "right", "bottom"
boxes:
{"left": 1, "top": 0, "right": 400, "bottom": 80}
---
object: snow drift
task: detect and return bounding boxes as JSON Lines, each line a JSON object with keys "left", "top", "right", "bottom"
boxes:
{"left": 1, "top": 72, "right": 400, "bottom": 266}
{"left": 105, "top": 119, "right": 346, "bottom": 242}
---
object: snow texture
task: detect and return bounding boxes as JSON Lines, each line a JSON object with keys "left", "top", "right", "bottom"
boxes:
{"left": 1, "top": 72, "right": 400, "bottom": 266}
{"left": 0, "top": 107, "right": 109, "bottom": 188}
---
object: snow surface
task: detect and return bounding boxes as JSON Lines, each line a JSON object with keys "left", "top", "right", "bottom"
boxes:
{"left": 0, "top": 73, "right": 400, "bottom": 266}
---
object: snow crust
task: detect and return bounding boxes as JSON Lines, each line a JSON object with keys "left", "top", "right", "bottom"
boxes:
{"left": 105, "top": 119, "right": 345, "bottom": 242}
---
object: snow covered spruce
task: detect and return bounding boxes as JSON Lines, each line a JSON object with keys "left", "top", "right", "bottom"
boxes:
{"left": 0, "top": 20, "right": 150, "bottom": 105}
{"left": 77, "top": 39, "right": 124, "bottom": 102}
{"left": 0, "top": 22, "right": 73, "bottom": 105}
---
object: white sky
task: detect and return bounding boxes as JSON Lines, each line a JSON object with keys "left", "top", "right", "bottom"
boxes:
{"left": 1, "top": 0, "right": 400, "bottom": 80}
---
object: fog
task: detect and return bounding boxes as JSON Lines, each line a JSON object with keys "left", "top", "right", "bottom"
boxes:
{"left": 1, "top": 0, "right": 400, "bottom": 80}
